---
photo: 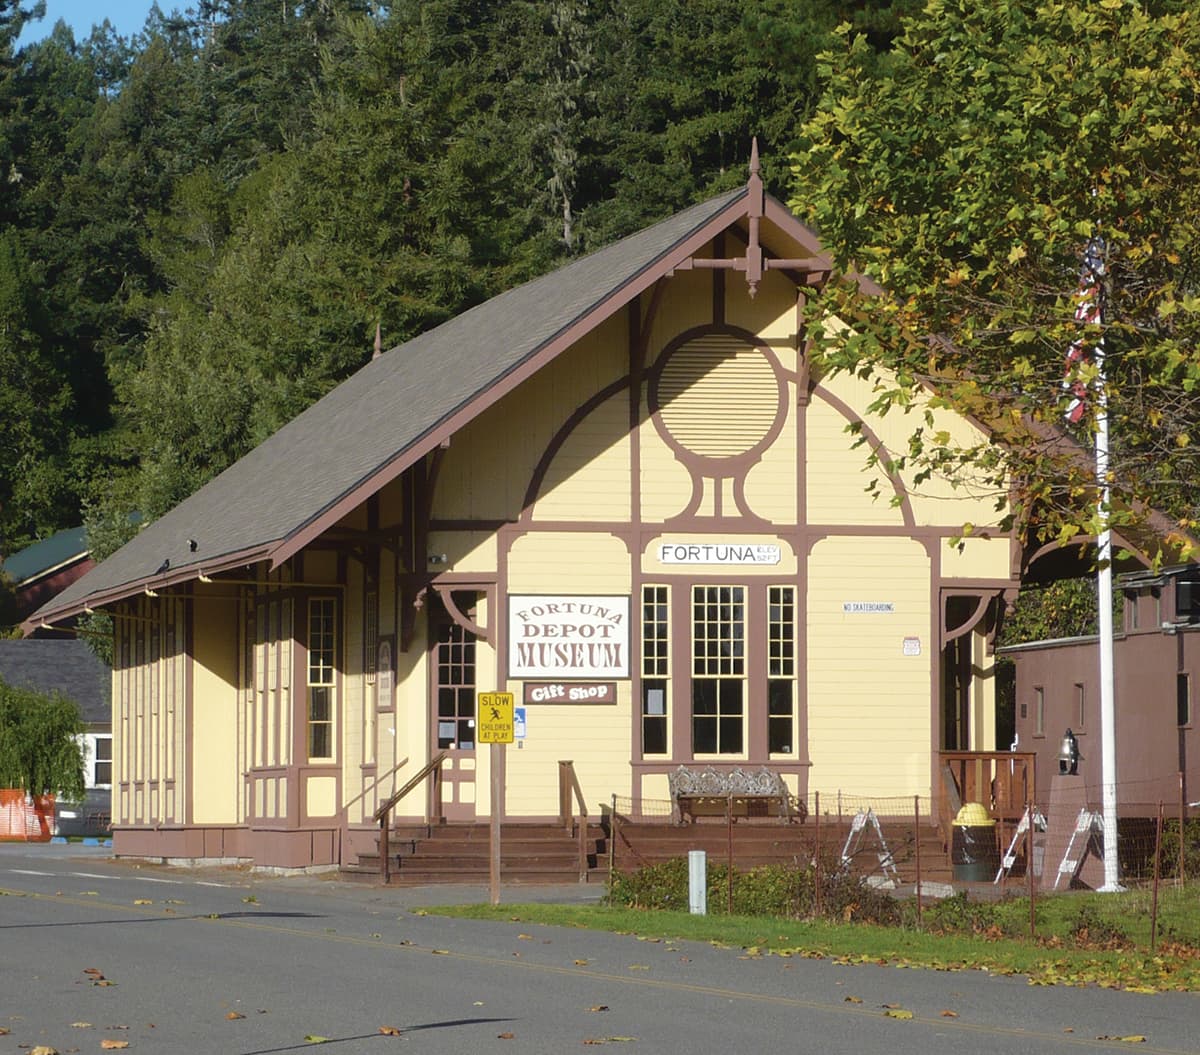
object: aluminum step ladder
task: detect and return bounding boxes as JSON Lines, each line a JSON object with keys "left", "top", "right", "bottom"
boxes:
{"left": 1053, "top": 808, "right": 1103, "bottom": 890}
{"left": 840, "top": 808, "right": 898, "bottom": 883}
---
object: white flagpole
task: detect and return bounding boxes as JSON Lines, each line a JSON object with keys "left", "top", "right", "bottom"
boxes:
{"left": 1089, "top": 239, "right": 1122, "bottom": 892}
{"left": 1095, "top": 362, "right": 1122, "bottom": 891}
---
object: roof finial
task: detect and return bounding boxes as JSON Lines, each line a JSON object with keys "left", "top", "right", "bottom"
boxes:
{"left": 746, "top": 138, "right": 763, "bottom": 297}
{"left": 373, "top": 321, "right": 382, "bottom": 360}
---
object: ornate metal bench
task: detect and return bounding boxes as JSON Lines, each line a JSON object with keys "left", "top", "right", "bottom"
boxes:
{"left": 667, "top": 765, "right": 801, "bottom": 824}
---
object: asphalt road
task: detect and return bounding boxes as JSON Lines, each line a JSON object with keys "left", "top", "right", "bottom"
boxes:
{"left": 1, "top": 843, "right": 1197, "bottom": 1055}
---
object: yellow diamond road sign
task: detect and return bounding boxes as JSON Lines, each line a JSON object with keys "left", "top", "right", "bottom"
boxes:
{"left": 477, "top": 692, "right": 515, "bottom": 744}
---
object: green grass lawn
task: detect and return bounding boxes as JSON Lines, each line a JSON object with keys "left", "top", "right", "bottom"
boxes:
{"left": 428, "top": 883, "right": 1200, "bottom": 992}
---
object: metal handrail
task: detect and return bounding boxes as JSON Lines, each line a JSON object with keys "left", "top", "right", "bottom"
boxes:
{"left": 343, "top": 755, "right": 409, "bottom": 820}
{"left": 374, "top": 752, "right": 446, "bottom": 883}
{"left": 558, "top": 760, "right": 589, "bottom": 882}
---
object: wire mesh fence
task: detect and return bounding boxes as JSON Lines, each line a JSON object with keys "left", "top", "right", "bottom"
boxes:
{"left": 603, "top": 771, "right": 1200, "bottom": 929}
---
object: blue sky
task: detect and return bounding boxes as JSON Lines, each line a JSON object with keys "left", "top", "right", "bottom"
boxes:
{"left": 17, "top": 1, "right": 165, "bottom": 46}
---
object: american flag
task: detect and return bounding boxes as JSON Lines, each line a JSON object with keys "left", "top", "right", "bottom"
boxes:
{"left": 1063, "top": 236, "right": 1106, "bottom": 424}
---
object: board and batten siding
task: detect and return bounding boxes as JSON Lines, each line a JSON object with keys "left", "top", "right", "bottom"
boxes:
{"left": 114, "top": 595, "right": 186, "bottom": 827}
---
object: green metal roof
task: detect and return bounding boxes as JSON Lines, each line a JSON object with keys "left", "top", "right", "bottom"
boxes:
{"left": 2, "top": 526, "right": 88, "bottom": 586}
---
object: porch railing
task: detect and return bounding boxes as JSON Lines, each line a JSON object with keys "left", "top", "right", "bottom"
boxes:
{"left": 558, "top": 760, "right": 590, "bottom": 882}
{"left": 373, "top": 752, "right": 446, "bottom": 884}
{"left": 937, "top": 751, "right": 1036, "bottom": 845}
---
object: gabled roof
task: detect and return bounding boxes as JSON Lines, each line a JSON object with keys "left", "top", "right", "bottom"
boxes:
{"left": 27, "top": 184, "right": 830, "bottom": 629}
{"left": 2, "top": 526, "right": 88, "bottom": 586}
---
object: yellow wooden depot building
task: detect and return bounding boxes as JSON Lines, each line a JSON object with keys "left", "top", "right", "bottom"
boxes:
{"left": 30, "top": 158, "right": 1024, "bottom": 870}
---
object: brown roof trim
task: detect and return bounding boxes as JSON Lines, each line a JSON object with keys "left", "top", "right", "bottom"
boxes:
{"left": 22, "top": 543, "right": 273, "bottom": 633}
{"left": 267, "top": 191, "right": 758, "bottom": 569}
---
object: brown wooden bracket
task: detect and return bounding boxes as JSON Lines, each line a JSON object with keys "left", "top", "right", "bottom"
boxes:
{"left": 675, "top": 142, "right": 831, "bottom": 297}
{"left": 941, "top": 591, "right": 1002, "bottom": 650}
{"left": 433, "top": 584, "right": 494, "bottom": 645}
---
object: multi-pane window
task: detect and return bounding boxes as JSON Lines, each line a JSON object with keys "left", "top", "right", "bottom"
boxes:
{"left": 91, "top": 735, "right": 112, "bottom": 787}
{"left": 692, "top": 586, "right": 744, "bottom": 754}
{"left": 307, "top": 598, "right": 337, "bottom": 760}
{"left": 436, "top": 621, "right": 476, "bottom": 750}
{"left": 767, "top": 586, "right": 795, "bottom": 754}
{"left": 642, "top": 585, "right": 669, "bottom": 755}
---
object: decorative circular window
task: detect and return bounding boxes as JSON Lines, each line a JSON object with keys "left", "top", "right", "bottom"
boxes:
{"left": 650, "top": 328, "right": 786, "bottom": 467}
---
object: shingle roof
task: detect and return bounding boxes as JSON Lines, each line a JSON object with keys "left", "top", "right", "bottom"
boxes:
{"left": 30, "top": 187, "right": 750, "bottom": 624}
{"left": 0, "top": 639, "right": 110, "bottom": 725}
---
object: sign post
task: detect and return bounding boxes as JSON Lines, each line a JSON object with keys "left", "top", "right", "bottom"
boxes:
{"left": 478, "top": 692, "right": 515, "bottom": 906}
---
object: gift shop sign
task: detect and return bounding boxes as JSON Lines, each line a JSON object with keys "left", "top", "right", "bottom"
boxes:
{"left": 524, "top": 682, "right": 616, "bottom": 705}
{"left": 508, "top": 595, "right": 629, "bottom": 679}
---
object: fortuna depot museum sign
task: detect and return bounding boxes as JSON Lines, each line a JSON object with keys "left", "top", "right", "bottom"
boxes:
{"left": 508, "top": 595, "right": 630, "bottom": 679}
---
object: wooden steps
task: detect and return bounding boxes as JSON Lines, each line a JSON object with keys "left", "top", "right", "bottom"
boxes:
{"left": 344, "top": 815, "right": 960, "bottom": 888}
{"left": 348, "top": 822, "right": 608, "bottom": 885}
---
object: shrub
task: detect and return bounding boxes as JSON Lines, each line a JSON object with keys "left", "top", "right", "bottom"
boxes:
{"left": 1069, "top": 904, "right": 1131, "bottom": 951}
{"left": 607, "top": 854, "right": 899, "bottom": 925}
{"left": 0, "top": 677, "right": 86, "bottom": 799}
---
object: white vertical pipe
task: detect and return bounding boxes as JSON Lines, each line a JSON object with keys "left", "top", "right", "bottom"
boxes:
{"left": 688, "top": 849, "right": 707, "bottom": 914}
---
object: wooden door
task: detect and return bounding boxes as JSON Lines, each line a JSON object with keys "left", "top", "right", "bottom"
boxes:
{"left": 432, "top": 615, "right": 476, "bottom": 820}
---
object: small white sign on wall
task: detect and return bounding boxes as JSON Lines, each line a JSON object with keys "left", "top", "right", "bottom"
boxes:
{"left": 843, "top": 601, "right": 895, "bottom": 614}
{"left": 902, "top": 636, "right": 922, "bottom": 657}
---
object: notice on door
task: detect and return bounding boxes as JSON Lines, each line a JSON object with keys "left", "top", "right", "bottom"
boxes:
{"left": 477, "top": 692, "right": 515, "bottom": 744}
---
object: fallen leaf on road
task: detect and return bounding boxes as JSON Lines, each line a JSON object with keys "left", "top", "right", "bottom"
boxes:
{"left": 883, "top": 1009, "right": 913, "bottom": 1020}
{"left": 226, "top": 1012, "right": 245, "bottom": 1020}
{"left": 133, "top": 899, "right": 152, "bottom": 905}
{"left": 518, "top": 934, "right": 533, "bottom": 941}
{"left": 940, "top": 1010, "right": 958, "bottom": 1018}
{"left": 71, "top": 1022, "right": 92, "bottom": 1028}
{"left": 574, "top": 959, "right": 589, "bottom": 966}
{"left": 587, "top": 1006, "right": 609, "bottom": 1013}
{"left": 30, "top": 1046, "right": 58, "bottom": 1054}
{"left": 100, "top": 1041, "right": 130, "bottom": 1050}
{"left": 627, "top": 965, "right": 648, "bottom": 971}
{"left": 242, "top": 896, "right": 258, "bottom": 904}
{"left": 431, "top": 949, "right": 449, "bottom": 955}
{"left": 843, "top": 996, "right": 862, "bottom": 1004}
{"left": 83, "top": 968, "right": 104, "bottom": 976}
{"left": 93, "top": 979, "right": 117, "bottom": 987}
{"left": 304, "top": 1036, "right": 330, "bottom": 1044}
{"left": 474, "top": 1002, "right": 485, "bottom": 1007}
{"left": 1097, "top": 1037, "right": 1146, "bottom": 1044}
{"left": 378, "top": 1026, "right": 403, "bottom": 1036}
{"left": 497, "top": 1032, "right": 515, "bottom": 1039}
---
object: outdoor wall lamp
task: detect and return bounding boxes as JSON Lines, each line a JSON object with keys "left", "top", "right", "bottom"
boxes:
{"left": 1058, "top": 728, "right": 1080, "bottom": 775}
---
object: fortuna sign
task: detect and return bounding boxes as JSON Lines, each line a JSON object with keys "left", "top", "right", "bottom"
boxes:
{"left": 508, "top": 596, "right": 630, "bottom": 679}
{"left": 657, "top": 542, "right": 781, "bottom": 565}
